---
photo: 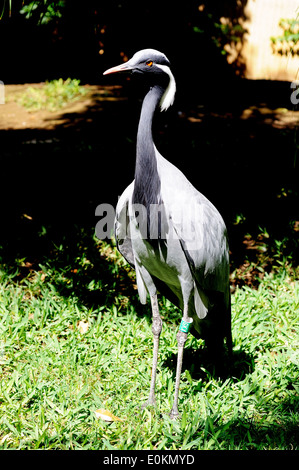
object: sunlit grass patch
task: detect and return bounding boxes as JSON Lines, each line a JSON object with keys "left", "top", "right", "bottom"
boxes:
{"left": 14, "top": 78, "right": 88, "bottom": 112}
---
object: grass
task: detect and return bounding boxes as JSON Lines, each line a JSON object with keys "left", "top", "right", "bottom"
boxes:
{"left": 0, "top": 230, "right": 298, "bottom": 450}
{"left": 14, "top": 78, "right": 88, "bottom": 112}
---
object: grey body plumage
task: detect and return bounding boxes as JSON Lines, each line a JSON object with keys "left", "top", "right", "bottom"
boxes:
{"left": 104, "top": 49, "right": 231, "bottom": 418}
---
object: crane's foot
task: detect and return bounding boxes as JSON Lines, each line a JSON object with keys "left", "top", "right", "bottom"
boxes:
{"left": 140, "top": 396, "right": 156, "bottom": 411}
{"left": 169, "top": 406, "right": 181, "bottom": 420}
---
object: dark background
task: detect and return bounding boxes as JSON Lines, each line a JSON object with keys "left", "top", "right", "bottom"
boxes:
{"left": 0, "top": 0, "right": 298, "bottom": 276}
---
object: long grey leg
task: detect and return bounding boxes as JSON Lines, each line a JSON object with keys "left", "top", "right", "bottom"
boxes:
{"left": 141, "top": 294, "right": 162, "bottom": 409}
{"left": 169, "top": 305, "right": 193, "bottom": 419}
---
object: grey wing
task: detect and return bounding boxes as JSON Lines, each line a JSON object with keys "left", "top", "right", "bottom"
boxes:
{"left": 157, "top": 151, "right": 229, "bottom": 298}
{"left": 114, "top": 181, "right": 135, "bottom": 267}
{"left": 171, "top": 192, "right": 230, "bottom": 295}
{"left": 170, "top": 195, "right": 230, "bottom": 324}
{"left": 114, "top": 181, "right": 150, "bottom": 305}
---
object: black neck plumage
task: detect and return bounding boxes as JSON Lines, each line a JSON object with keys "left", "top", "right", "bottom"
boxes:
{"left": 133, "top": 85, "right": 164, "bottom": 209}
{"left": 132, "top": 85, "right": 166, "bottom": 240}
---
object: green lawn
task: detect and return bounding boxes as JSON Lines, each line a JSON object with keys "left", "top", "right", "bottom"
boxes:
{"left": 0, "top": 232, "right": 298, "bottom": 450}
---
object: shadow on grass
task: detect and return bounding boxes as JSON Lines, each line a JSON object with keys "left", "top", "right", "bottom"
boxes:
{"left": 163, "top": 348, "right": 297, "bottom": 449}
{"left": 202, "top": 397, "right": 299, "bottom": 449}
{"left": 162, "top": 339, "right": 255, "bottom": 384}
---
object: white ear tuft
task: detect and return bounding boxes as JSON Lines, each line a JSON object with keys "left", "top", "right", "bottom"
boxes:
{"left": 156, "top": 64, "right": 176, "bottom": 112}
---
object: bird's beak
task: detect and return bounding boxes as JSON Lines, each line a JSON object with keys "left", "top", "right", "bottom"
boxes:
{"left": 103, "top": 61, "right": 134, "bottom": 75}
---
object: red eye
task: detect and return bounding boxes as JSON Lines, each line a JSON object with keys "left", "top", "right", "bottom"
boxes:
{"left": 146, "top": 60, "right": 153, "bottom": 67}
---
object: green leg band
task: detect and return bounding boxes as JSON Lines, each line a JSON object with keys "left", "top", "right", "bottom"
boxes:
{"left": 179, "top": 319, "right": 192, "bottom": 333}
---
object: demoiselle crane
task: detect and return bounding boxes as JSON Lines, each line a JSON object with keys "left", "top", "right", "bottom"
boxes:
{"left": 103, "top": 49, "right": 231, "bottom": 419}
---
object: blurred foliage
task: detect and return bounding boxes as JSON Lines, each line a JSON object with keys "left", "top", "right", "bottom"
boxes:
{"left": 19, "top": 0, "right": 65, "bottom": 24}
{"left": 0, "top": 0, "right": 11, "bottom": 19}
{"left": 193, "top": 8, "right": 246, "bottom": 57}
{"left": 0, "top": 0, "right": 65, "bottom": 21}
{"left": 271, "top": 18, "right": 299, "bottom": 56}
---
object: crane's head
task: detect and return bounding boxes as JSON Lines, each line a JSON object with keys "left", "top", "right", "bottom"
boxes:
{"left": 103, "top": 48, "right": 176, "bottom": 111}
